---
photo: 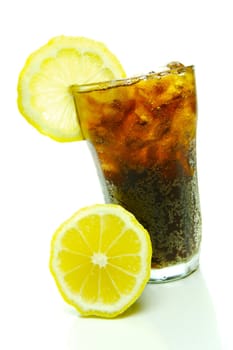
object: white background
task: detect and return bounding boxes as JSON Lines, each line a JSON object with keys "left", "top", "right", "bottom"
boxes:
{"left": 1, "top": 0, "right": 232, "bottom": 349}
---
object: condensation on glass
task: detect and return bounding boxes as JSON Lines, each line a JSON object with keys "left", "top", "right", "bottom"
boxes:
{"left": 72, "top": 63, "right": 202, "bottom": 283}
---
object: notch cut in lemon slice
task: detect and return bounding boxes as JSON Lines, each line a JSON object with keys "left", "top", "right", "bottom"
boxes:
{"left": 17, "top": 36, "right": 126, "bottom": 142}
{"left": 50, "top": 204, "right": 152, "bottom": 318}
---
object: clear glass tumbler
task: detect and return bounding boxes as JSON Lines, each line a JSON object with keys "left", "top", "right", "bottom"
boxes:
{"left": 72, "top": 63, "right": 202, "bottom": 283}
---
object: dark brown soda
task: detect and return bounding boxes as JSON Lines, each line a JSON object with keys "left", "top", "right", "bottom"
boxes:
{"left": 74, "top": 65, "right": 202, "bottom": 268}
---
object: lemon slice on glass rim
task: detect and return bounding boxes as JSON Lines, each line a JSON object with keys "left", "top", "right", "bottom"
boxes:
{"left": 17, "top": 36, "right": 126, "bottom": 142}
{"left": 50, "top": 204, "right": 152, "bottom": 318}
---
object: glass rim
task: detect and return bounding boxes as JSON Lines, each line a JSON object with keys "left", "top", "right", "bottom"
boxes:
{"left": 71, "top": 63, "right": 194, "bottom": 94}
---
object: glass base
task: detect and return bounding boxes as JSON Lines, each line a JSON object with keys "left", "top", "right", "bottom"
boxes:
{"left": 149, "top": 254, "right": 199, "bottom": 284}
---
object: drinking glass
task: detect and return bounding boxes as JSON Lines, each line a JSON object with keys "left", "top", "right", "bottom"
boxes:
{"left": 71, "top": 63, "right": 202, "bottom": 283}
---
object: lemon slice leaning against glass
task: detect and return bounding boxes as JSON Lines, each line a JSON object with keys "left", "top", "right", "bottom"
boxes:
{"left": 17, "top": 36, "right": 126, "bottom": 142}
{"left": 50, "top": 204, "right": 152, "bottom": 318}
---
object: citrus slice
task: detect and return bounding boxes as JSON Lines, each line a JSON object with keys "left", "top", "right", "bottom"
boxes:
{"left": 50, "top": 204, "right": 152, "bottom": 318}
{"left": 17, "top": 36, "right": 126, "bottom": 142}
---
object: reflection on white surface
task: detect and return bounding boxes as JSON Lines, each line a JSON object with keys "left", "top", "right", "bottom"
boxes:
{"left": 67, "top": 270, "right": 222, "bottom": 350}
